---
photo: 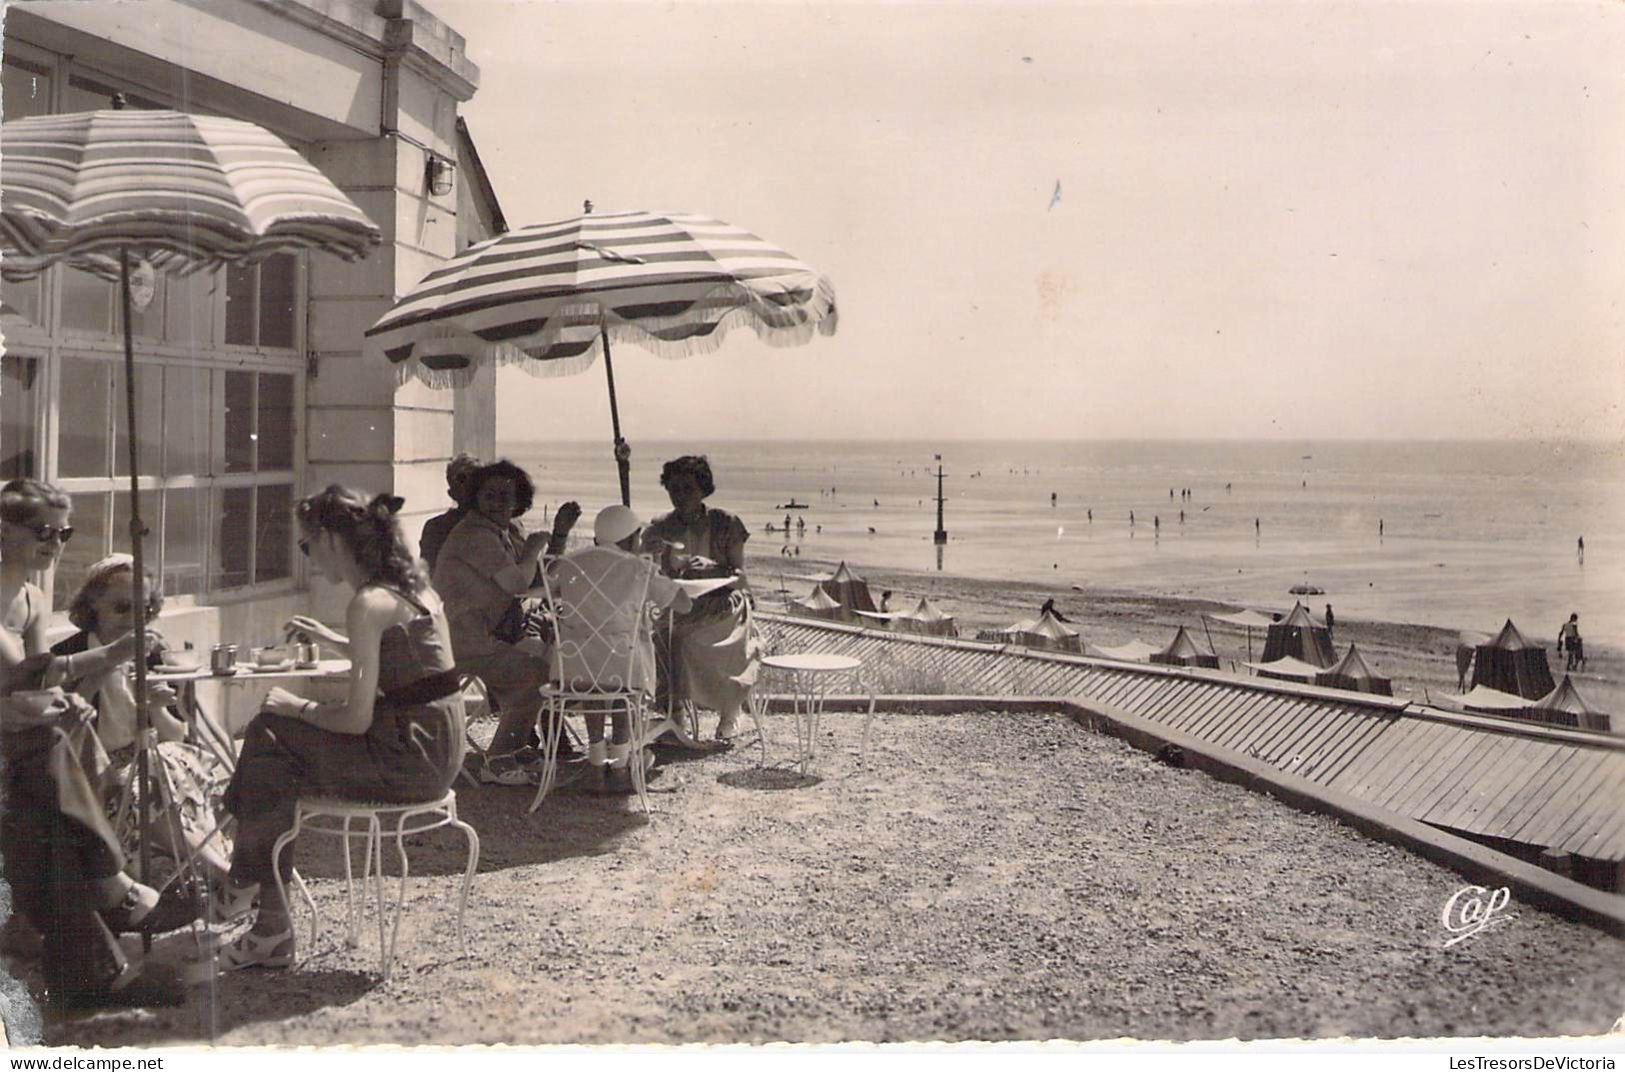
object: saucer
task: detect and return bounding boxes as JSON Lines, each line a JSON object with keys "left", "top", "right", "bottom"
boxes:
{"left": 249, "top": 660, "right": 296, "bottom": 673}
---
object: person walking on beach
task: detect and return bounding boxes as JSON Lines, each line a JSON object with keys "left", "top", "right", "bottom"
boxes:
{"left": 1154, "top": 515, "right": 1160, "bottom": 534}
{"left": 1129, "top": 511, "right": 1135, "bottom": 526}
{"left": 1379, "top": 519, "right": 1384, "bottom": 539}
{"left": 1578, "top": 536, "right": 1585, "bottom": 565}
{"left": 1560, "top": 613, "right": 1584, "bottom": 671}
{"left": 1324, "top": 604, "right": 1335, "bottom": 639}
{"left": 1254, "top": 517, "right": 1260, "bottom": 536}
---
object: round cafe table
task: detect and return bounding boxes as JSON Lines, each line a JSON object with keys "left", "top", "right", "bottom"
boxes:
{"left": 149, "top": 659, "right": 353, "bottom": 768}
{"left": 748, "top": 653, "right": 877, "bottom": 776}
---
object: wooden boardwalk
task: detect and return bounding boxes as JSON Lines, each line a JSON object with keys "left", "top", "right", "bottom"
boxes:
{"left": 757, "top": 613, "right": 1625, "bottom": 868}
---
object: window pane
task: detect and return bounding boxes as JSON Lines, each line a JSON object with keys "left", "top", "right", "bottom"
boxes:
{"left": 57, "top": 357, "right": 112, "bottom": 478}
{"left": 61, "top": 265, "right": 114, "bottom": 335}
{"left": 224, "top": 370, "right": 254, "bottom": 472}
{"left": 162, "top": 487, "right": 208, "bottom": 598}
{"left": 225, "top": 264, "right": 255, "bottom": 345}
{"left": 164, "top": 269, "right": 216, "bottom": 345}
{"left": 1, "top": 355, "right": 40, "bottom": 480}
{"left": 61, "top": 493, "right": 110, "bottom": 592}
{"left": 111, "top": 489, "right": 159, "bottom": 569}
{"left": 255, "top": 484, "right": 293, "bottom": 584}
{"left": 257, "top": 373, "right": 294, "bottom": 471}
{"left": 215, "top": 486, "right": 253, "bottom": 589}
{"left": 1, "top": 276, "right": 42, "bottom": 326}
{"left": 2, "top": 58, "right": 52, "bottom": 122}
{"left": 112, "top": 362, "right": 163, "bottom": 477}
{"left": 162, "top": 364, "right": 210, "bottom": 477}
{"left": 257, "top": 255, "right": 297, "bottom": 349}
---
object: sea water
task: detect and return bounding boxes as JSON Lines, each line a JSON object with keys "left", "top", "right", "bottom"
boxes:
{"left": 499, "top": 438, "right": 1625, "bottom": 645}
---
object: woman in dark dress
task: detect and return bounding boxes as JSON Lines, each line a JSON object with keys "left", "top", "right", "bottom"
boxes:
{"left": 213, "top": 486, "right": 466, "bottom": 970}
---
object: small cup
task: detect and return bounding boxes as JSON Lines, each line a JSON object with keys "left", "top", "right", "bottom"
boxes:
{"left": 210, "top": 644, "right": 238, "bottom": 676}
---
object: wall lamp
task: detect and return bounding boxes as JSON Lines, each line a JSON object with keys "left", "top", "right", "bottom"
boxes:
{"left": 426, "top": 153, "right": 456, "bottom": 196}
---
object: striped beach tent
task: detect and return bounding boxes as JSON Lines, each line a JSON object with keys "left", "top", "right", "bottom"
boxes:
{"left": 0, "top": 109, "right": 379, "bottom": 279}
{"left": 365, "top": 206, "right": 836, "bottom": 504}
{"left": 788, "top": 586, "right": 847, "bottom": 623}
{"left": 1150, "top": 626, "right": 1220, "bottom": 669}
{"left": 1315, "top": 644, "right": 1394, "bottom": 696}
{"left": 895, "top": 597, "right": 958, "bottom": 638}
{"left": 1469, "top": 619, "right": 1555, "bottom": 700}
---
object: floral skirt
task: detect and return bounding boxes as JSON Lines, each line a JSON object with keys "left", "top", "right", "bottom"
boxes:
{"left": 104, "top": 740, "right": 233, "bottom": 880}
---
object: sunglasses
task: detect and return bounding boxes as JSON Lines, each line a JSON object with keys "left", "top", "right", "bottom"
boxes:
{"left": 19, "top": 523, "right": 73, "bottom": 544}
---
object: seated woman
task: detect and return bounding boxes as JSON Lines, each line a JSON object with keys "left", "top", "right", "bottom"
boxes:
{"left": 0, "top": 479, "right": 180, "bottom": 1007}
{"left": 214, "top": 486, "right": 466, "bottom": 970}
{"left": 432, "top": 460, "right": 581, "bottom": 785}
{"left": 52, "top": 554, "right": 232, "bottom": 891}
{"left": 641, "top": 455, "right": 757, "bottom": 740}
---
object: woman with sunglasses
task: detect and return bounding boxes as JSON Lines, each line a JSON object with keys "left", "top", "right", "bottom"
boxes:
{"left": 53, "top": 554, "right": 233, "bottom": 894}
{"left": 211, "top": 486, "right": 465, "bottom": 970}
{"left": 0, "top": 479, "right": 183, "bottom": 1007}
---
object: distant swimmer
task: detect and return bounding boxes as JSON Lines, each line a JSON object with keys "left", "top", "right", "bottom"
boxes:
{"left": 1226, "top": 483, "right": 1232, "bottom": 492}
{"left": 1087, "top": 509, "right": 1093, "bottom": 523}
{"left": 873, "top": 499, "right": 880, "bottom": 508}
{"left": 816, "top": 524, "right": 822, "bottom": 533}
{"left": 1051, "top": 492, "right": 1057, "bottom": 506}
{"left": 1254, "top": 518, "right": 1260, "bottom": 535}
{"left": 1578, "top": 536, "right": 1585, "bottom": 565}
{"left": 1179, "top": 510, "right": 1184, "bottom": 524}
{"left": 1169, "top": 488, "right": 1175, "bottom": 500}
{"left": 1130, "top": 511, "right": 1135, "bottom": 526}
{"left": 1154, "top": 515, "right": 1160, "bottom": 532}
{"left": 867, "top": 526, "right": 877, "bottom": 534}
{"left": 1379, "top": 519, "right": 1385, "bottom": 538}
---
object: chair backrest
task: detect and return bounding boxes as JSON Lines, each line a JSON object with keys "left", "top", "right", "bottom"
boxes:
{"left": 538, "top": 549, "right": 658, "bottom": 694}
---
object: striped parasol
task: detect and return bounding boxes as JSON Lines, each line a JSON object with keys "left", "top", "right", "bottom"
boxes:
{"left": 365, "top": 206, "right": 838, "bottom": 504}
{"left": 0, "top": 108, "right": 379, "bottom": 279}
{"left": 368, "top": 208, "right": 837, "bottom": 386}
{"left": 0, "top": 104, "right": 377, "bottom": 917}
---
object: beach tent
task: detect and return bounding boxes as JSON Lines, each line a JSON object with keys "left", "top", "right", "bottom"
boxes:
{"left": 977, "top": 608, "right": 1083, "bottom": 653}
{"left": 1469, "top": 619, "right": 1555, "bottom": 700}
{"left": 1150, "top": 626, "right": 1220, "bottom": 669}
{"left": 1204, "top": 607, "right": 1275, "bottom": 661}
{"left": 1085, "top": 639, "right": 1158, "bottom": 663}
{"left": 1246, "top": 655, "right": 1323, "bottom": 684}
{"left": 788, "top": 586, "right": 848, "bottom": 622}
{"left": 1260, "top": 602, "right": 1336, "bottom": 668}
{"left": 1440, "top": 685, "right": 1528, "bottom": 715}
{"left": 895, "top": 597, "right": 958, "bottom": 638}
{"left": 1526, "top": 675, "right": 1610, "bottom": 733}
{"left": 817, "top": 561, "right": 878, "bottom": 615}
{"left": 1316, "top": 644, "right": 1394, "bottom": 696}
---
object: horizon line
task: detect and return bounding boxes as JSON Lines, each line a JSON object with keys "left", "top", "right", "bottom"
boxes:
{"left": 496, "top": 434, "right": 1621, "bottom": 446}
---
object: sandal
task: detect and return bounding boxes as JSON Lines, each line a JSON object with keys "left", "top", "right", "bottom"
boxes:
{"left": 210, "top": 880, "right": 260, "bottom": 924}
{"left": 216, "top": 927, "right": 295, "bottom": 971}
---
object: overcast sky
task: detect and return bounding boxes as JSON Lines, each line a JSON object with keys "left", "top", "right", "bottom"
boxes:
{"left": 431, "top": 0, "right": 1625, "bottom": 443}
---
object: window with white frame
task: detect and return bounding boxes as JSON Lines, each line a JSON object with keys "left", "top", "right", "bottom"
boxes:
{"left": 0, "top": 46, "right": 306, "bottom": 602}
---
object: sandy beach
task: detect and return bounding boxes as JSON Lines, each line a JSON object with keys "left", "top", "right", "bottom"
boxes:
{"left": 34, "top": 708, "right": 1625, "bottom": 1047}
{"left": 751, "top": 553, "right": 1625, "bottom": 717}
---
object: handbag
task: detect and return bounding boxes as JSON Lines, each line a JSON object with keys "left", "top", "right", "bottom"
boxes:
{"left": 492, "top": 596, "right": 553, "bottom": 646}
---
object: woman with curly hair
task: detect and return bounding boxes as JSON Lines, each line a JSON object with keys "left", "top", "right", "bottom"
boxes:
{"left": 212, "top": 486, "right": 466, "bottom": 970}
{"left": 432, "top": 459, "right": 581, "bottom": 784}
{"left": 52, "top": 554, "right": 232, "bottom": 890}
{"left": 642, "top": 455, "right": 757, "bottom": 740}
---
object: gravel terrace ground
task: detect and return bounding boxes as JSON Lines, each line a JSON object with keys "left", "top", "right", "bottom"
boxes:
{"left": 36, "top": 708, "right": 1625, "bottom": 1048}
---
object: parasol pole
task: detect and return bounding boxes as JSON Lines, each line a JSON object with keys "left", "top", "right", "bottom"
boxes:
{"left": 583, "top": 200, "right": 631, "bottom": 507}
{"left": 118, "top": 246, "right": 154, "bottom": 918}
{"left": 601, "top": 326, "right": 631, "bottom": 507}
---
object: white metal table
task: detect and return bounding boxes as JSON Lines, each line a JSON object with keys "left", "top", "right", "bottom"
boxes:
{"left": 748, "top": 652, "right": 877, "bottom": 775}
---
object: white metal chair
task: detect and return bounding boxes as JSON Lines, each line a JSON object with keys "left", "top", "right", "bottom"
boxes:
{"left": 271, "top": 789, "right": 479, "bottom": 981}
{"left": 528, "top": 550, "right": 665, "bottom": 814}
